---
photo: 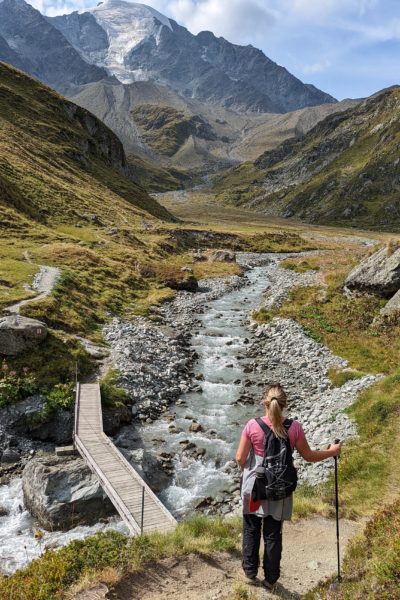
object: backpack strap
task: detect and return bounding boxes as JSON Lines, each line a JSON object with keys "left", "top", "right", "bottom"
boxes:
{"left": 256, "top": 417, "right": 293, "bottom": 434}
{"left": 255, "top": 417, "right": 272, "bottom": 436}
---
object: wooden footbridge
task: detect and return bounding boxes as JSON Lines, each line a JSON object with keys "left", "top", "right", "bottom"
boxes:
{"left": 73, "top": 383, "right": 176, "bottom": 535}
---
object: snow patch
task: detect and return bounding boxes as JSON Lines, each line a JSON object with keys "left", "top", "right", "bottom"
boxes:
{"left": 86, "top": 0, "right": 172, "bottom": 82}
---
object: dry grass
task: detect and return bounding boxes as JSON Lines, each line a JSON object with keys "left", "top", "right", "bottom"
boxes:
{"left": 254, "top": 245, "right": 400, "bottom": 519}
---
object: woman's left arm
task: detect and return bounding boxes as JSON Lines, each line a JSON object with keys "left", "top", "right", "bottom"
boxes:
{"left": 235, "top": 435, "right": 252, "bottom": 470}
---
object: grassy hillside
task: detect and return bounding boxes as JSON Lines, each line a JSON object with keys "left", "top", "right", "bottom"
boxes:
{"left": 131, "top": 105, "right": 217, "bottom": 157}
{"left": 0, "top": 62, "right": 324, "bottom": 392}
{"left": 0, "top": 62, "right": 170, "bottom": 224}
{"left": 214, "top": 89, "right": 400, "bottom": 230}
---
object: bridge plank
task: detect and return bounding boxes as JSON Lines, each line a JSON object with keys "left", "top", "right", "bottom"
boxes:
{"left": 74, "top": 383, "right": 176, "bottom": 536}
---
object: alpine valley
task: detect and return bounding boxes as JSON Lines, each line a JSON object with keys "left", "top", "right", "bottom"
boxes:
{"left": 1, "top": 2, "right": 400, "bottom": 599}
{"left": 0, "top": 0, "right": 358, "bottom": 192}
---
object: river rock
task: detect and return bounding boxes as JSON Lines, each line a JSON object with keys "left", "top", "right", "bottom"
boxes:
{"left": 3, "top": 395, "right": 74, "bottom": 445}
{"left": 123, "top": 448, "right": 172, "bottom": 492}
{"left": 0, "top": 316, "right": 47, "bottom": 356}
{"left": 164, "top": 274, "right": 199, "bottom": 293}
{"left": 189, "top": 422, "right": 203, "bottom": 432}
{"left": 1, "top": 448, "right": 21, "bottom": 464}
{"left": 102, "top": 406, "right": 132, "bottom": 436}
{"left": 380, "top": 289, "right": 400, "bottom": 317}
{"left": 209, "top": 250, "right": 236, "bottom": 263}
{"left": 22, "top": 455, "right": 115, "bottom": 530}
{"left": 344, "top": 247, "right": 400, "bottom": 298}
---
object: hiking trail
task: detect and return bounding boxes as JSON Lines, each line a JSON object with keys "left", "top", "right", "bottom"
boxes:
{"left": 71, "top": 517, "right": 361, "bottom": 599}
{"left": 5, "top": 264, "right": 60, "bottom": 315}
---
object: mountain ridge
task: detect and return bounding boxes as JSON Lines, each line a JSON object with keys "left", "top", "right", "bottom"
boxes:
{"left": 47, "top": 0, "right": 336, "bottom": 114}
{"left": 213, "top": 88, "right": 400, "bottom": 229}
{"left": 0, "top": 0, "right": 110, "bottom": 92}
{"left": 0, "top": 60, "right": 170, "bottom": 223}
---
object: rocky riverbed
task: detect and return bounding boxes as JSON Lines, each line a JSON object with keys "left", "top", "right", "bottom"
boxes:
{"left": 103, "top": 252, "right": 378, "bottom": 516}
{"left": 0, "top": 249, "right": 382, "bottom": 575}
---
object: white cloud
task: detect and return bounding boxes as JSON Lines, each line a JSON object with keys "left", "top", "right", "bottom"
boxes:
{"left": 289, "top": 0, "right": 378, "bottom": 19}
{"left": 28, "top": 0, "right": 93, "bottom": 16}
{"left": 149, "top": 0, "right": 277, "bottom": 45}
{"left": 341, "top": 17, "right": 400, "bottom": 42}
{"left": 303, "top": 59, "right": 332, "bottom": 75}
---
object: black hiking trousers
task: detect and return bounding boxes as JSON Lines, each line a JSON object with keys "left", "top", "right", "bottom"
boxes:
{"left": 242, "top": 514, "right": 282, "bottom": 584}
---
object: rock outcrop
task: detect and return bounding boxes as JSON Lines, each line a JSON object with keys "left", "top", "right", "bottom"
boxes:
{"left": 344, "top": 247, "right": 400, "bottom": 298}
{"left": 380, "top": 289, "right": 400, "bottom": 317}
{"left": 0, "top": 315, "right": 47, "bottom": 356}
{"left": 164, "top": 274, "right": 199, "bottom": 293}
{"left": 209, "top": 250, "right": 237, "bottom": 263}
{"left": 22, "top": 455, "right": 115, "bottom": 530}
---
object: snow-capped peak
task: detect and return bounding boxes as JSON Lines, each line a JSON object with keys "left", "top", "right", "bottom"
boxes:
{"left": 85, "top": 1, "right": 173, "bottom": 83}
{"left": 90, "top": 1, "right": 172, "bottom": 31}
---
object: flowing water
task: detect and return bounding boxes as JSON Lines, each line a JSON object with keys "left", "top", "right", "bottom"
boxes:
{"left": 0, "top": 479, "right": 128, "bottom": 575}
{"left": 0, "top": 259, "right": 273, "bottom": 573}
{"left": 138, "top": 261, "right": 273, "bottom": 516}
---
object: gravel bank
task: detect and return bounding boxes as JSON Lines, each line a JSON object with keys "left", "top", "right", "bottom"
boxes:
{"left": 104, "top": 251, "right": 378, "bottom": 506}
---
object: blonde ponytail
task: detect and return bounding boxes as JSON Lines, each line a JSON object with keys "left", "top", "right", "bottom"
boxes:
{"left": 261, "top": 384, "right": 287, "bottom": 439}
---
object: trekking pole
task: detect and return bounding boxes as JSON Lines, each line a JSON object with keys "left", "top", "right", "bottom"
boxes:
{"left": 333, "top": 438, "right": 342, "bottom": 583}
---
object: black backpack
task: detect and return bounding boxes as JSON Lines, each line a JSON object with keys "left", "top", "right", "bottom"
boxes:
{"left": 251, "top": 418, "right": 298, "bottom": 502}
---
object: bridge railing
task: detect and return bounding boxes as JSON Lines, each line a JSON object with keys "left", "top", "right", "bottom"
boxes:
{"left": 73, "top": 383, "right": 176, "bottom": 535}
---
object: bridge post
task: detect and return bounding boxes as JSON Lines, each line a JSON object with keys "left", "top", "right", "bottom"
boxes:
{"left": 141, "top": 486, "right": 145, "bottom": 535}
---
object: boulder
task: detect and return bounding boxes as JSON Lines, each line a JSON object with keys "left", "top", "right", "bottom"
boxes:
{"left": 0, "top": 316, "right": 47, "bottom": 356}
{"left": 24, "top": 411, "right": 73, "bottom": 445}
{"left": 164, "top": 275, "right": 199, "bottom": 293}
{"left": 22, "top": 455, "right": 115, "bottom": 530}
{"left": 209, "top": 250, "right": 236, "bottom": 263}
{"left": 1, "top": 448, "right": 21, "bottom": 464}
{"left": 121, "top": 448, "right": 171, "bottom": 493}
{"left": 380, "top": 289, "right": 400, "bottom": 317}
{"left": 3, "top": 396, "right": 73, "bottom": 445}
{"left": 344, "top": 247, "right": 400, "bottom": 298}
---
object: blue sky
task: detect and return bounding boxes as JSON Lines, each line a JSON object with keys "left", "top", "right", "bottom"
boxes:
{"left": 29, "top": 0, "right": 400, "bottom": 100}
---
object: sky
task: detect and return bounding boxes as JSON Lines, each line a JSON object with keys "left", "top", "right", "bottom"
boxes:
{"left": 28, "top": 0, "right": 400, "bottom": 100}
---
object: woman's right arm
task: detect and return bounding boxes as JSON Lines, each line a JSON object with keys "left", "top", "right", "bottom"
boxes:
{"left": 296, "top": 436, "right": 341, "bottom": 463}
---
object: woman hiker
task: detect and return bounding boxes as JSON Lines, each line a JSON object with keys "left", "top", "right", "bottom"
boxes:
{"left": 235, "top": 383, "right": 342, "bottom": 591}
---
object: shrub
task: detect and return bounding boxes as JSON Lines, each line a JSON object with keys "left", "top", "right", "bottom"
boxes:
{"left": 100, "top": 370, "right": 128, "bottom": 408}
{"left": 0, "top": 360, "right": 37, "bottom": 407}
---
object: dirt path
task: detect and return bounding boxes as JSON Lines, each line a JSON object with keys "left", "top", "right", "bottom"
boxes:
{"left": 5, "top": 265, "right": 60, "bottom": 315}
{"left": 73, "top": 517, "right": 361, "bottom": 600}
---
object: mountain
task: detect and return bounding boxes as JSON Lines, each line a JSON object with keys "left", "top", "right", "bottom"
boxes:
{"left": 0, "top": 61, "right": 170, "bottom": 223}
{"left": 0, "top": 0, "right": 109, "bottom": 92}
{"left": 68, "top": 78, "right": 354, "bottom": 186}
{"left": 213, "top": 88, "right": 400, "bottom": 229}
{"left": 48, "top": 0, "right": 336, "bottom": 113}
{"left": 0, "top": 0, "right": 346, "bottom": 192}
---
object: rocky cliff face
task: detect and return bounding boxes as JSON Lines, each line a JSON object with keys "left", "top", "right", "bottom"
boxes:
{"left": 48, "top": 0, "right": 335, "bottom": 114}
{"left": 0, "top": 0, "right": 109, "bottom": 91}
{"left": 214, "top": 89, "right": 400, "bottom": 229}
{"left": 0, "top": 61, "right": 171, "bottom": 223}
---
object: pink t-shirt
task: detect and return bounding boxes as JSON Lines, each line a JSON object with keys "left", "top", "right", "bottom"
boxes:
{"left": 242, "top": 416, "right": 305, "bottom": 456}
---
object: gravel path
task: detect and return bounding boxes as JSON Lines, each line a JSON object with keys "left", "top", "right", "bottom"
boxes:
{"left": 6, "top": 265, "right": 60, "bottom": 315}
{"left": 74, "top": 517, "right": 361, "bottom": 600}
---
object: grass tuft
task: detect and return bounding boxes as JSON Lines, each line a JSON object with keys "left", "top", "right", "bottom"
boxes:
{"left": 0, "top": 517, "right": 242, "bottom": 600}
